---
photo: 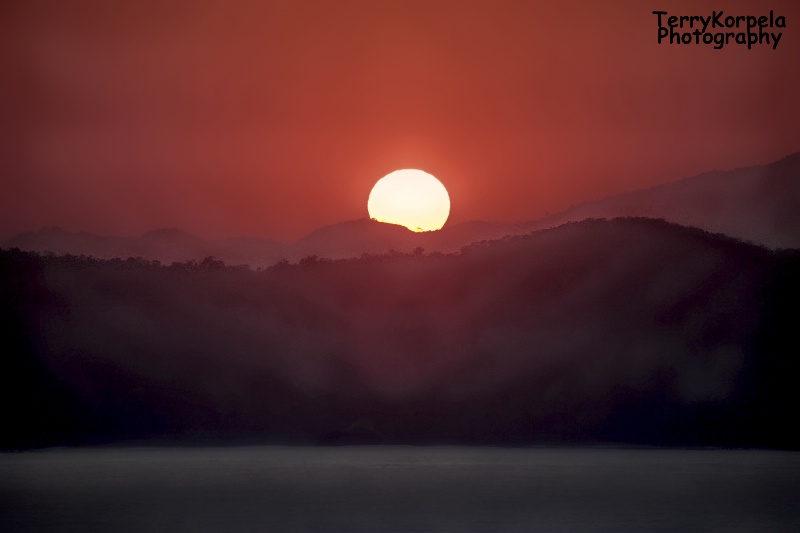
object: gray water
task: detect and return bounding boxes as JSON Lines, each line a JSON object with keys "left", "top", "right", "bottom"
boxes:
{"left": 1, "top": 446, "right": 798, "bottom": 532}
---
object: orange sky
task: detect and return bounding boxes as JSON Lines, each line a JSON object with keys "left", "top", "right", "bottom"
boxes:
{"left": 2, "top": 0, "right": 799, "bottom": 241}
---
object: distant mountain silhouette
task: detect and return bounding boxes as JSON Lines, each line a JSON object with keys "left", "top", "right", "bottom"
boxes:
{"left": 295, "top": 219, "right": 420, "bottom": 259}
{"left": 2, "top": 218, "right": 798, "bottom": 449}
{"left": 5, "top": 152, "right": 799, "bottom": 264}
{"left": 520, "top": 152, "right": 800, "bottom": 249}
{"left": 298, "top": 151, "right": 800, "bottom": 253}
{"left": 4, "top": 227, "right": 288, "bottom": 267}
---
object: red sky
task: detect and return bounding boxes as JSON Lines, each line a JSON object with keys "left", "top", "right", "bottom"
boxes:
{"left": 2, "top": 0, "right": 799, "bottom": 242}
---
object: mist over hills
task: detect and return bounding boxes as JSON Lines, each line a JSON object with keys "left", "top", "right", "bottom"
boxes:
{"left": 3, "top": 227, "right": 290, "bottom": 268}
{"left": 2, "top": 218, "right": 798, "bottom": 449}
{"left": 523, "top": 152, "right": 800, "bottom": 249}
{"left": 2, "top": 219, "right": 508, "bottom": 268}
{"left": 6, "top": 152, "right": 800, "bottom": 264}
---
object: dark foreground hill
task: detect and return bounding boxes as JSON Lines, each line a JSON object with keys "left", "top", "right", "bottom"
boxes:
{"left": 1, "top": 218, "right": 798, "bottom": 449}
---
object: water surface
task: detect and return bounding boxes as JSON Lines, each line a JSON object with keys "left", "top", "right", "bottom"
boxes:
{"left": 2, "top": 446, "right": 798, "bottom": 532}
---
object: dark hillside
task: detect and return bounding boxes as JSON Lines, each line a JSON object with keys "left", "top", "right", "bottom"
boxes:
{"left": 1, "top": 218, "right": 797, "bottom": 448}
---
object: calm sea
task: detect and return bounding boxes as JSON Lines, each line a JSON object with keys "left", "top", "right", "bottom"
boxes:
{"left": 1, "top": 446, "right": 798, "bottom": 532}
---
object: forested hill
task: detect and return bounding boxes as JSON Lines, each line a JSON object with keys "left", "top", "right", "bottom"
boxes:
{"left": 2, "top": 218, "right": 798, "bottom": 449}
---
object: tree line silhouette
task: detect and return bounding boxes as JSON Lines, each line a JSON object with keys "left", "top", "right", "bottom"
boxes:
{"left": 1, "top": 218, "right": 798, "bottom": 449}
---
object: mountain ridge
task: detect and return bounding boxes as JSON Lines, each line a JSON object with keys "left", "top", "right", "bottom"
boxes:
{"left": 3, "top": 217, "right": 797, "bottom": 448}
{"left": 4, "top": 151, "right": 800, "bottom": 264}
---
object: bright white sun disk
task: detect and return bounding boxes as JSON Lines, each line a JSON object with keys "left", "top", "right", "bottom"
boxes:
{"left": 368, "top": 169, "right": 450, "bottom": 232}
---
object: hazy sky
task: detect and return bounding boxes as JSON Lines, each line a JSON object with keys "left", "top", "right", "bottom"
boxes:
{"left": 2, "top": 0, "right": 799, "bottom": 241}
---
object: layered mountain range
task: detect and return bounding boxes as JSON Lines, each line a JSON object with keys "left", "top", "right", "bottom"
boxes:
{"left": 6, "top": 152, "right": 800, "bottom": 265}
{"left": 2, "top": 218, "right": 798, "bottom": 448}
{"left": 2, "top": 153, "right": 799, "bottom": 449}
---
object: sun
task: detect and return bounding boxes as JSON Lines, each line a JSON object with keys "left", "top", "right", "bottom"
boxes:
{"left": 368, "top": 169, "right": 450, "bottom": 232}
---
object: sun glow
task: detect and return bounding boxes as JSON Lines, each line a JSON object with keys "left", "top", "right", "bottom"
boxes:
{"left": 367, "top": 169, "right": 450, "bottom": 232}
